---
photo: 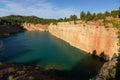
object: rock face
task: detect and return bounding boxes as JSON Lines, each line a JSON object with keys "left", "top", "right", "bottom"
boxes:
{"left": 0, "top": 25, "right": 24, "bottom": 37}
{"left": 48, "top": 22, "right": 118, "bottom": 59}
{"left": 22, "top": 23, "right": 48, "bottom": 31}
{"left": 21, "top": 22, "right": 119, "bottom": 59}
{"left": 91, "top": 57, "right": 118, "bottom": 80}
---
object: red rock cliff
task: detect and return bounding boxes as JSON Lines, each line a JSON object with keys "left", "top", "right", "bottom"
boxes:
{"left": 48, "top": 22, "right": 119, "bottom": 59}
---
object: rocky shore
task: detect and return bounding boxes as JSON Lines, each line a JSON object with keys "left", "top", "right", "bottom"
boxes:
{"left": 0, "top": 25, "right": 25, "bottom": 38}
{"left": 0, "top": 62, "right": 71, "bottom": 80}
{"left": 0, "top": 58, "right": 119, "bottom": 80}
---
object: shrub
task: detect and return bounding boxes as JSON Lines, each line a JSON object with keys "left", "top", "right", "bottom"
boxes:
{"left": 112, "top": 20, "right": 120, "bottom": 46}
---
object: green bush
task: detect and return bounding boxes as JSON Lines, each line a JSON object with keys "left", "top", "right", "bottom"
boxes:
{"left": 111, "top": 68, "right": 116, "bottom": 78}
{"left": 112, "top": 20, "right": 120, "bottom": 46}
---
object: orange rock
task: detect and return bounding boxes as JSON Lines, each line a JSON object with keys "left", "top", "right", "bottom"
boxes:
{"left": 49, "top": 22, "right": 118, "bottom": 59}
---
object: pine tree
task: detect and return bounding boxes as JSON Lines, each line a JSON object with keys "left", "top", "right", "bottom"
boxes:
{"left": 86, "top": 11, "right": 93, "bottom": 21}
{"left": 105, "top": 11, "right": 110, "bottom": 17}
{"left": 119, "top": 7, "right": 120, "bottom": 18}
{"left": 93, "top": 13, "right": 97, "bottom": 20}
{"left": 80, "top": 11, "right": 86, "bottom": 20}
{"left": 64, "top": 17, "right": 67, "bottom": 22}
{"left": 70, "top": 15, "right": 78, "bottom": 21}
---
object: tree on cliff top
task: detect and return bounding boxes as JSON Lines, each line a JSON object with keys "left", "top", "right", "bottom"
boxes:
{"left": 119, "top": 7, "right": 120, "bottom": 18}
{"left": 80, "top": 11, "right": 86, "bottom": 20}
{"left": 105, "top": 11, "right": 111, "bottom": 17}
{"left": 86, "top": 11, "right": 94, "bottom": 21}
{"left": 80, "top": 7, "right": 120, "bottom": 21}
{"left": 70, "top": 15, "right": 78, "bottom": 21}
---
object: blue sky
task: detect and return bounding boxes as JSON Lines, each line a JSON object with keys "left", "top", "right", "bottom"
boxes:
{"left": 0, "top": 0, "right": 120, "bottom": 19}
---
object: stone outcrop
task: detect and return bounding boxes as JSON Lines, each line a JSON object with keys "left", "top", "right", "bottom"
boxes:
{"left": 22, "top": 23, "right": 48, "bottom": 31}
{"left": 48, "top": 22, "right": 119, "bottom": 59}
{"left": 91, "top": 57, "right": 118, "bottom": 80}
{"left": 0, "top": 25, "right": 24, "bottom": 37}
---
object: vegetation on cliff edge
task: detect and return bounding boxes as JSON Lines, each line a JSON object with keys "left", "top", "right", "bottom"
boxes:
{"left": 0, "top": 7, "right": 119, "bottom": 26}
{"left": 80, "top": 8, "right": 120, "bottom": 21}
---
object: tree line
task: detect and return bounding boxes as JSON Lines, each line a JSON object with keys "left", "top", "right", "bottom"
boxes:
{"left": 80, "top": 8, "right": 120, "bottom": 21}
{"left": 0, "top": 8, "right": 120, "bottom": 25}
{"left": 0, "top": 15, "right": 59, "bottom": 25}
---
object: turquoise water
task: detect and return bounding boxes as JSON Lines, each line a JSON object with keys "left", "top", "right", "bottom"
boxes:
{"left": 0, "top": 31, "right": 104, "bottom": 79}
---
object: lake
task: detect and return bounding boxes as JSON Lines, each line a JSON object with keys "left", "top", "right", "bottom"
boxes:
{"left": 0, "top": 31, "right": 104, "bottom": 79}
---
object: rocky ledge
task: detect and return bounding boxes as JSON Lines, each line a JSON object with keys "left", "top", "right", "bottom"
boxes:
{"left": 0, "top": 25, "right": 25, "bottom": 38}
{"left": 91, "top": 56, "right": 120, "bottom": 80}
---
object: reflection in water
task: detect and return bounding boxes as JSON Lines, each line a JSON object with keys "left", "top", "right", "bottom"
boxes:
{"left": 0, "top": 40, "right": 4, "bottom": 51}
{"left": 0, "top": 40, "right": 4, "bottom": 56}
{"left": 0, "top": 31, "right": 104, "bottom": 80}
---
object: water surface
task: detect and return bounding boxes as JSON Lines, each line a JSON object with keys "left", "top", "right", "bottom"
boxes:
{"left": 0, "top": 31, "right": 104, "bottom": 79}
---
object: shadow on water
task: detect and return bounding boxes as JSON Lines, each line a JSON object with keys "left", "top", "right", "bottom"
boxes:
{"left": 0, "top": 40, "right": 4, "bottom": 55}
{"left": 0, "top": 32, "right": 105, "bottom": 80}
{"left": 64, "top": 54, "right": 105, "bottom": 80}
{"left": 0, "top": 48, "right": 33, "bottom": 62}
{"left": 45, "top": 52, "right": 105, "bottom": 80}
{"left": 13, "top": 58, "right": 43, "bottom": 66}
{"left": 44, "top": 54, "right": 105, "bottom": 80}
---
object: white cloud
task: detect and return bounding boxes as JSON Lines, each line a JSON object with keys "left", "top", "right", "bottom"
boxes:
{"left": 6, "top": 3, "right": 23, "bottom": 10}
{"left": 0, "top": 0, "right": 79, "bottom": 19}
{"left": 0, "top": 8, "right": 9, "bottom": 12}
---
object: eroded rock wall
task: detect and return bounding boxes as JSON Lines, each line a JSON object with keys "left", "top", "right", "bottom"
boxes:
{"left": 22, "top": 23, "right": 48, "bottom": 31}
{"left": 22, "top": 22, "right": 118, "bottom": 59}
{"left": 48, "top": 22, "right": 118, "bottom": 59}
